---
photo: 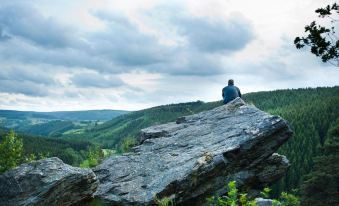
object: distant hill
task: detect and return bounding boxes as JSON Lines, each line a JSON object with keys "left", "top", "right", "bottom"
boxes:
{"left": 0, "top": 109, "right": 130, "bottom": 137}
{"left": 0, "top": 109, "right": 130, "bottom": 121}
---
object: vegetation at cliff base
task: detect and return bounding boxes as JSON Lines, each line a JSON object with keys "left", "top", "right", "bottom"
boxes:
{"left": 206, "top": 180, "right": 300, "bottom": 206}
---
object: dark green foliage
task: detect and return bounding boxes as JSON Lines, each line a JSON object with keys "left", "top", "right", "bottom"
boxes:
{"left": 300, "top": 120, "right": 339, "bottom": 206}
{"left": 18, "top": 120, "right": 76, "bottom": 137}
{"left": 278, "top": 192, "right": 300, "bottom": 206}
{"left": 0, "top": 129, "right": 93, "bottom": 166}
{"left": 118, "top": 137, "right": 137, "bottom": 153}
{"left": 87, "top": 198, "right": 109, "bottom": 206}
{"left": 294, "top": 3, "right": 339, "bottom": 66}
{"left": 243, "top": 87, "right": 339, "bottom": 195}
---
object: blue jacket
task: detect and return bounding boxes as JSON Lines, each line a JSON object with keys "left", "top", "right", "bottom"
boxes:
{"left": 222, "top": 85, "right": 241, "bottom": 104}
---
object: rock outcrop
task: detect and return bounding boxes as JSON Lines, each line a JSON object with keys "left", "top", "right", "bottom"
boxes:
{"left": 0, "top": 157, "right": 98, "bottom": 206}
{"left": 94, "top": 98, "right": 293, "bottom": 205}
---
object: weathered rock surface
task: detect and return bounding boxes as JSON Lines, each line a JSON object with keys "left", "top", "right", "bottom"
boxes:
{"left": 0, "top": 157, "right": 99, "bottom": 206}
{"left": 94, "top": 98, "right": 293, "bottom": 205}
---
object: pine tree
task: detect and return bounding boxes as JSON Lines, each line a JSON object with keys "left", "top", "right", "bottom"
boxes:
{"left": 300, "top": 120, "right": 339, "bottom": 205}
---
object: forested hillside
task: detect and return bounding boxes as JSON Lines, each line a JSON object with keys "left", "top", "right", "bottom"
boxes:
{"left": 62, "top": 86, "right": 338, "bottom": 195}
{"left": 17, "top": 120, "right": 76, "bottom": 137}
{"left": 300, "top": 120, "right": 339, "bottom": 205}
{"left": 244, "top": 87, "right": 339, "bottom": 194}
{"left": 0, "top": 128, "right": 94, "bottom": 166}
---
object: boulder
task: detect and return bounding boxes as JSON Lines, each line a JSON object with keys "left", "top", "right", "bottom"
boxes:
{"left": 94, "top": 98, "right": 293, "bottom": 205}
{"left": 0, "top": 157, "right": 99, "bottom": 206}
{"left": 255, "top": 198, "right": 273, "bottom": 206}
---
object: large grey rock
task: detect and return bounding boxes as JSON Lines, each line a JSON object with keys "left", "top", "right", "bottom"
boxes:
{"left": 94, "top": 98, "right": 292, "bottom": 205}
{"left": 0, "top": 157, "right": 99, "bottom": 206}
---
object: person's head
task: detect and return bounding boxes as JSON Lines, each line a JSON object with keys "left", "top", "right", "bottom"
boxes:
{"left": 228, "top": 79, "right": 234, "bottom": 85}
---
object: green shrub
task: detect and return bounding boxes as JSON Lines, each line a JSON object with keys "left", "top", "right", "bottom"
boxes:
{"left": 0, "top": 130, "right": 24, "bottom": 173}
{"left": 206, "top": 181, "right": 256, "bottom": 206}
{"left": 80, "top": 145, "right": 104, "bottom": 168}
{"left": 279, "top": 192, "right": 300, "bottom": 206}
{"left": 154, "top": 194, "right": 176, "bottom": 206}
{"left": 206, "top": 181, "right": 299, "bottom": 206}
{"left": 119, "top": 137, "right": 136, "bottom": 153}
{"left": 260, "top": 187, "right": 271, "bottom": 199}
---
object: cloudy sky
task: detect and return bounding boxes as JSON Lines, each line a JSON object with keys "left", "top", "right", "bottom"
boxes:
{"left": 0, "top": 0, "right": 338, "bottom": 111}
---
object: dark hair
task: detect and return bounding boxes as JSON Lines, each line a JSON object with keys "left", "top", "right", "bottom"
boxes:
{"left": 228, "top": 79, "right": 234, "bottom": 85}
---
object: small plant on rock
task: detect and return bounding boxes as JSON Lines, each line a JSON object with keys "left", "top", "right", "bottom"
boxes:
{"left": 206, "top": 180, "right": 299, "bottom": 206}
{"left": 154, "top": 194, "right": 176, "bottom": 206}
{"left": 206, "top": 181, "right": 257, "bottom": 206}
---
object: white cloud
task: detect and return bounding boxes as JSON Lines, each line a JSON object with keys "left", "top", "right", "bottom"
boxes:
{"left": 0, "top": 0, "right": 338, "bottom": 111}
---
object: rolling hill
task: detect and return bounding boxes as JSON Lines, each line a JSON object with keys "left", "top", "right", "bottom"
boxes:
{"left": 0, "top": 109, "right": 129, "bottom": 121}
{"left": 0, "top": 109, "right": 130, "bottom": 137}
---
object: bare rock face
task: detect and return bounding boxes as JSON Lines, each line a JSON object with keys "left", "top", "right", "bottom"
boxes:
{"left": 0, "top": 157, "right": 99, "bottom": 206}
{"left": 94, "top": 98, "right": 293, "bottom": 205}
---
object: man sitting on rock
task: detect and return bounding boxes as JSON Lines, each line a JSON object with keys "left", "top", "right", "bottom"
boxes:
{"left": 222, "top": 79, "right": 242, "bottom": 104}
